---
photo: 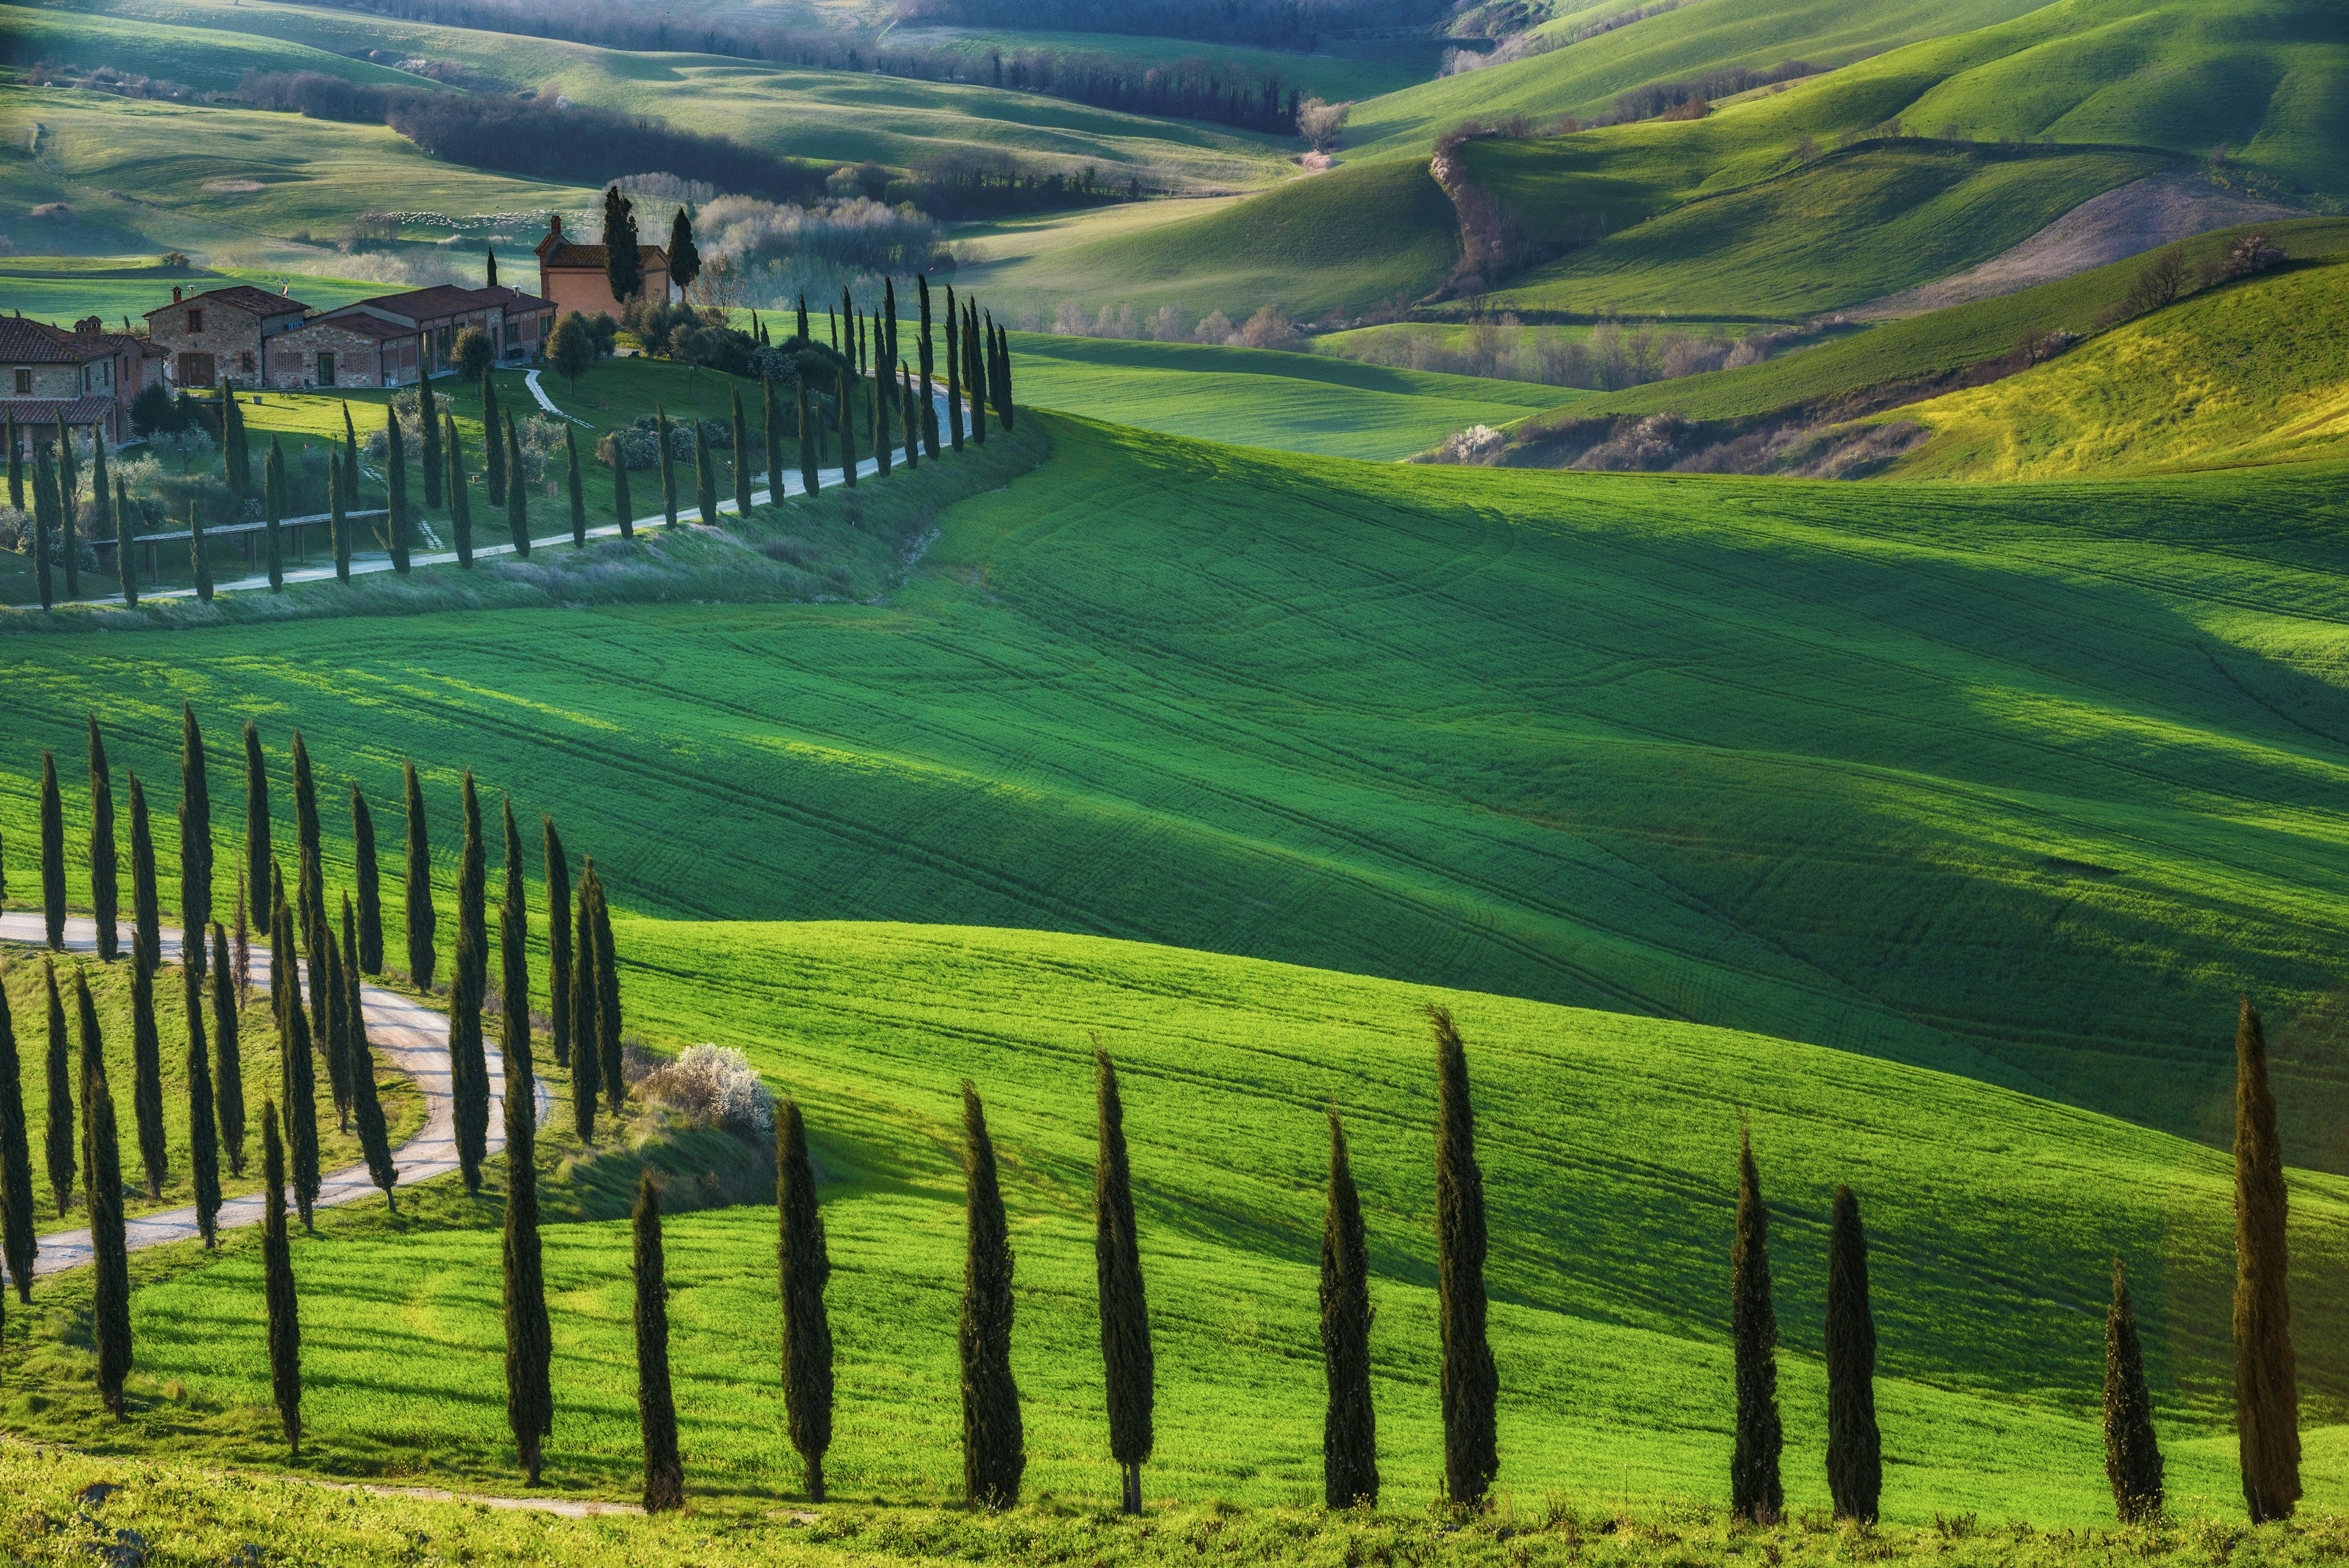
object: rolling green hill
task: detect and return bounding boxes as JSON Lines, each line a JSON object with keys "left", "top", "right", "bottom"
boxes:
{"left": 1888, "top": 255, "right": 2349, "bottom": 478}
{"left": 0, "top": 256, "right": 415, "bottom": 324}
{"left": 9, "top": 415, "right": 2349, "bottom": 1170}
{"left": 879, "top": 26, "right": 1430, "bottom": 104}
{"left": 64, "top": 918, "right": 2349, "bottom": 1518}
{"left": 1005, "top": 333, "right": 1568, "bottom": 458}
{"left": 0, "top": 2, "right": 432, "bottom": 94}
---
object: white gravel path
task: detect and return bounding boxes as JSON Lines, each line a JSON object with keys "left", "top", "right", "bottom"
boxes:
{"left": 1, "top": 911, "right": 552, "bottom": 1276}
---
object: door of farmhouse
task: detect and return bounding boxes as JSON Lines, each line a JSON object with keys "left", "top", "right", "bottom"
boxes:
{"left": 178, "top": 352, "right": 216, "bottom": 388}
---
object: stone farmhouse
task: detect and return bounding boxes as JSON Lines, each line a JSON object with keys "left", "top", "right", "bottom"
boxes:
{"left": 143, "top": 280, "right": 555, "bottom": 394}
{"left": 1, "top": 314, "right": 166, "bottom": 449}
{"left": 144, "top": 283, "right": 309, "bottom": 390}
{"left": 533, "top": 214, "right": 670, "bottom": 318}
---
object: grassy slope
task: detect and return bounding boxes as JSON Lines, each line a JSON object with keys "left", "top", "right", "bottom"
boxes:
{"left": 56, "top": 917, "right": 2349, "bottom": 1519}
{"left": 68, "top": 0, "right": 1298, "bottom": 192}
{"left": 0, "top": 2, "right": 431, "bottom": 93}
{"left": 1534, "top": 215, "right": 2349, "bottom": 423}
{"left": 1481, "top": 143, "right": 2169, "bottom": 318}
{"left": 880, "top": 26, "right": 1428, "bottom": 103}
{"left": 954, "top": 157, "right": 1459, "bottom": 318}
{"left": 0, "top": 256, "right": 404, "bottom": 325}
{"left": 1004, "top": 333, "right": 1566, "bottom": 459}
{"left": 1889, "top": 256, "right": 2349, "bottom": 478}
{"left": 0, "top": 86, "right": 595, "bottom": 258}
{"left": 9, "top": 417, "right": 2349, "bottom": 1165}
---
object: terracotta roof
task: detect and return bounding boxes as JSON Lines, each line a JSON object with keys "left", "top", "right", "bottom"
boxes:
{"left": 0, "top": 395, "right": 117, "bottom": 426}
{"left": 539, "top": 240, "right": 670, "bottom": 270}
{"left": 286, "top": 312, "right": 413, "bottom": 340}
{"left": 0, "top": 318, "right": 116, "bottom": 363}
{"left": 475, "top": 284, "right": 554, "bottom": 313}
{"left": 143, "top": 284, "right": 309, "bottom": 319}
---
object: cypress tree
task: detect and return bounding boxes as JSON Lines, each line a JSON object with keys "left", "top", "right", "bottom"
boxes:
{"left": 883, "top": 277, "right": 899, "bottom": 367}
{"left": 693, "top": 423, "right": 717, "bottom": 524}
{"left": 264, "top": 437, "right": 286, "bottom": 592}
{"left": 243, "top": 722, "right": 270, "bottom": 940}
{"left": 796, "top": 294, "right": 811, "bottom": 342}
{"left": 128, "top": 940, "right": 167, "bottom": 1200}
{"left": 31, "top": 446, "right": 53, "bottom": 612}
{"left": 917, "top": 275, "right": 940, "bottom": 458}
{"left": 797, "top": 381, "right": 820, "bottom": 497}
{"left": 612, "top": 449, "right": 634, "bottom": 540}
{"left": 1321, "top": 1107, "right": 1377, "bottom": 1509}
{"left": 3, "top": 413, "right": 17, "bottom": 511}
{"left": 1093, "top": 1048, "right": 1154, "bottom": 1513}
{"left": 732, "top": 387, "right": 752, "bottom": 515}
{"left": 59, "top": 423, "right": 80, "bottom": 603}
{"left": 1731, "top": 1124, "right": 1783, "bottom": 1525}
{"left": 234, "top": 867, "right": 251, "bottom": 1005}
{"left": 211, "top": 921, "right": 246, "bottom": 1176}
{"left": 404, "top": 761, "right": 436, "bottom": 990}
{"left": 998, "top": 323, "right": 1015, "bottom": 431}
{"left": 656, "top": 405, "right": 679, "bottom": 527}
{"left": 778, "top": 1096, "right": 834, "bottom": 1500}
{"left": 113, "top": 466, "right": 136, "bottom": 606}
{"left": 261, "top": 1099, "right": 301, "bottom": 1453}
{"left": 544, "top": 817, "right": 571, "bottom": 1071}
{"left": 385, "top": 406, "right": 412, "bottom": 574}
{"left": 945, "top": 288, "right": 964, "bottom": 451}
{"left": 505, "top": 413, "right": 530, "bottom": 556}
{"left": 344, "top": 899, "right": 396, "bottom": 1209}
{"left": 592, "top": 870, "right": 623, "bottom": 1115}
{"left": 329, "top": 433, "right": 351, "bottom": 584}
{"left": 341, "top": 401, "right": 360, "bottom": 506}
{"left": 959, "top": 1080, "right": 1023, "bottom": 1508}
{"left": 58, "top": 412, "right": 80, "bottom": 522}
{"left": 565, "top": 423, "right": 586, "bottom": 546}
{"left": 0, "top": 980, "right": 35, "bottom": 1299}
{"left": 2105, "top": 1256, "right": 2164, "bottom": 1524}
{"left": 450, "top": 772, "right": 491, "bottom": 1192}
{"left": 78, "top": 970, "right": 134, "bottom": 1416}
{"left": 183, "top": 958, "right": 221, "bottom": 1247}
{"left": 89, "top": 715, "right": 119, "bottom": 964}
{"left": 190, "top": 502, "right": 213, "bottom": 603}
{"left": 901, "top": 366, "right": 920, "bottom": 471}
{"left": 872, "top": 338, "right": 892, "bottom": 478}
{"left": 419, "top": 372, "right": 442, "bottom": 510}
{"left": 634, "top": 1169, "right": 685, "bottom": 1511}
{"left": 449, "top": 414, "right": 473, "bottom": 568}
{"left": 483, "top": 374, "right": 507, "bottom": 506}
{"left": 569, "top": 869, "right": 600, "bottom": 1142}
{"left": 321, "top": 896, "right": 353, "bottom": 1132}
{"left": 763, "top": 375, "right": 783, "bottom": 499}
{"left": 291, "top": 732, "right": 330, "bottom": 1053}
{"left": 180, "top": 702, "right": 212, "bottom": 973}
{"left": 967, "top": 305, "right": 987, "bottom": 445}
{"left": 1430, "top": 1006, "right": 1497, "bottom": 1507}
{"left": 274, "top": 894, "right": 321, "bottom": 1229}
{"left": 1824, "top": 1184, "right": 1880, "bottom": 1525}
{"left": 40, "top": 750, "right": 65, "bottom": 951}
{"left": 129, "top": 773, "right": 160, "bottom": 972}
{"left": 2232, "top": 994, "right": 2299, "bottom": 1523}
{"left": 837, "top": 363, "right": 856, "bottom": 488}
{"left": 500, "top": 792, "right": 554, "bottom": 1484}
{"left": 42, "top": 960, "right": 72, "bottom": 1214}
{"left": 354, "top": 783, "right": 383, "bottom": 975}
{"left": 222, "top": 390, "right": 250, "bottom": 497}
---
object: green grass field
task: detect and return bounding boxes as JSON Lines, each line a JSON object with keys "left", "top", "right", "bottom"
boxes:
{"left": 8, "top": 414, "right": 2349, "bottom": 1167}
{"left": 880, "top": 26, "right": 1429, "bottom": 105}
{"left": 1888, "top": 256, "right": 2349, "bottom": 478}
{"left": 0, "top": 256, "right": 420, "bottom": 325}
{"left": 1004, "top": 334, "right": 1568, "bottom": 458}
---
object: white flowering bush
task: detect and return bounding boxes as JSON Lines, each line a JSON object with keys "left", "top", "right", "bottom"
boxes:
{"left": 639, "top": 1043, "right": 773, "bottom": 1140}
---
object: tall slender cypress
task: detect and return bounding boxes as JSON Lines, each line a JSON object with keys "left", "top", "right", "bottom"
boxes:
{"left": 1093, "top": 1048, "right": 1153, "bottom": 1513}
{"left": 1321, "top": 1107, "right": 1377, "bottom": 1508}
{"left": 190, "top": 503, "right": 213, "bottom": 602}
{"left": 385, "top": 405, "right": 412, "bottom": 573}
{"left": 634, "top": 1169, "right": 684, "bottom": 1511}
{"left": 2232, "top": 995, "right": 2299, "bottom": 1523}
{"left": 404, "top": 762, "right": 437, "bottom": 990}
{"left": 500, "top": 792, "right": 554, "bottom": 1484}
{"left": 966, "top": 304, "right": 987, "bottom": 445}
{"left": 179, "top": 702, "right": 212, "bottom": 973}
{"left": 565, "top": 423, "right": 586, "bottom": 546}
{"left": 959, "top": 1080, "right": 1023, "bottom": 1508}
{"left": 693, "top": 424, "right": 717, "bottom": 524}
{"left": 128, "top": 940, "right": 166, "bottom": 1199}
{"left": 797, "top": 381, "right": 820, "bottom": 497}
{"left": 449, "top": 414, "right": 473, "bottom": 568}
{"left": 1430, "top": 1005, "right": 1496, "bottom": 1507}
{"left": 1824, "top": 1184, "right": 1880, "bottom": 1523}
{"left": 40, "top": 751, "right": 65, "bottom": 950}
{"left": 450, "top": 772, "right": 491, "bottom": 1192}
{"left": 129, "top": 774, "right": 160, "bottom": 972}
{"left": 505, "top": 413, "right": 530, "bottom": 556}
{"left": 543, "top": 817, "right": 571, "bottom": 1071}
{"left": 569, "top": 869, "right": 600, "bottom": 1141}
{"left": 0, "top": 981, "right": 35, "bottom": 1298}
{"left": 483, "top": 374, "right": 507, "bottom": 506}
{"left": 42, "top": 961, "right": 72, "bottom": 1214}
{"left": 763, "top": 375, "right": 783, "bottom": 499}
{"left": 77, "top": 970, "right": 133, "bottom": 1416}
{"left": 901, "top": 366, "right": 921, "bottom": 470}
{"left": 234, "top": 868, "right": 251, "bottom": 1005}
{"left": 353, "top": 784, "right": 382, "bottom": 975}
{"left": 184, "top": 958, "right": 221, "bottom": 1247}
{"left": 330, "top": 453, "right": 351, "bottom": 584}
{"left": 210, "top": 922, "right": 245, "bottom": 1177}
{"left": 341, "top": 401, "right": 361, "bottom": 506}
{"left": 918, "top": 275, "right": 940, "bottom": 459}
{"left": 344, "top": 896, "right": 396, "bottom": 1208}
{"left": 872, "top": 338, "right": 892, "bottom": 478}
{"left": 261, "top": 1099, "right": 301, "bottom": 1453}
{"left": 2105, "top": 1256, "right": 2164, "bottom": 1523}
{"left": 778, "top": 1096, "right": 834, "bottom": 1500}
{"left": 593, "top": 870, "right": 623, "bottom": 1114}
{"left": 418, "top": 371, "right": 442, "bottom": 510}
{"left": 31, "top": 446, "right": 53, "bottom": 612}
{"left": 837, "top": 363, "right": 856, "bottom": 488}
{"left": 264, "top": 437, "right": 285, "bottom": 592}
{"left": 291, "top": 731, "right": 330, "bottom": 1057}
{"left": 1731, "top": 1124, "right": 1783, "bottom": 1524}
{"left": 321, "top": 897, "right": 353, "bottom": 1132}
{"left": 89, "top": 716, "right": 119, "bottom": 964}
{"left": 612, "top": 449, "right": 634, "bottom": 540}
{"left": 732, "top": 387, "right": 752, "bottom": 515}
{"left": 58, "top": 418, "right": 80, "bottom": 601}
{"left": 945, "top": 288, "right": 964, "bottom": 451}
{"left": 275, "top": 893, "right": 321, "bottom": 1229}
{"left": 656, "top": 405, "right": 679, "bottom": 527}
{"left": 113, "top": 467, "right": 136, "bottom": 606}
{"left": 243, "top": 722, "right": 270, "bottom": 938}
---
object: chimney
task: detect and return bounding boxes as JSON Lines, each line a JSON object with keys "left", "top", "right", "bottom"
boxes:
{"left": 172, "top": 285, "right": 184, "bottom": 303}
{"left": 548, "top": 213, "right": 563, "bottom": 240}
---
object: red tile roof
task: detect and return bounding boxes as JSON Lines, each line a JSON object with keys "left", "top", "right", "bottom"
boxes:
{"left": 143, "top": 284, "right": 309, "bottom": 320}
{"left": 0, "top": 318, "right": 116, "bottom": 363}
{"left": 538, "top": 239, "right": 670, "bottom": 271}
{"left": 0, "top": 395, "right": 118, "bottom": 426}
{"left": 475, "top": 284, "right": 554, "bottom": 314}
